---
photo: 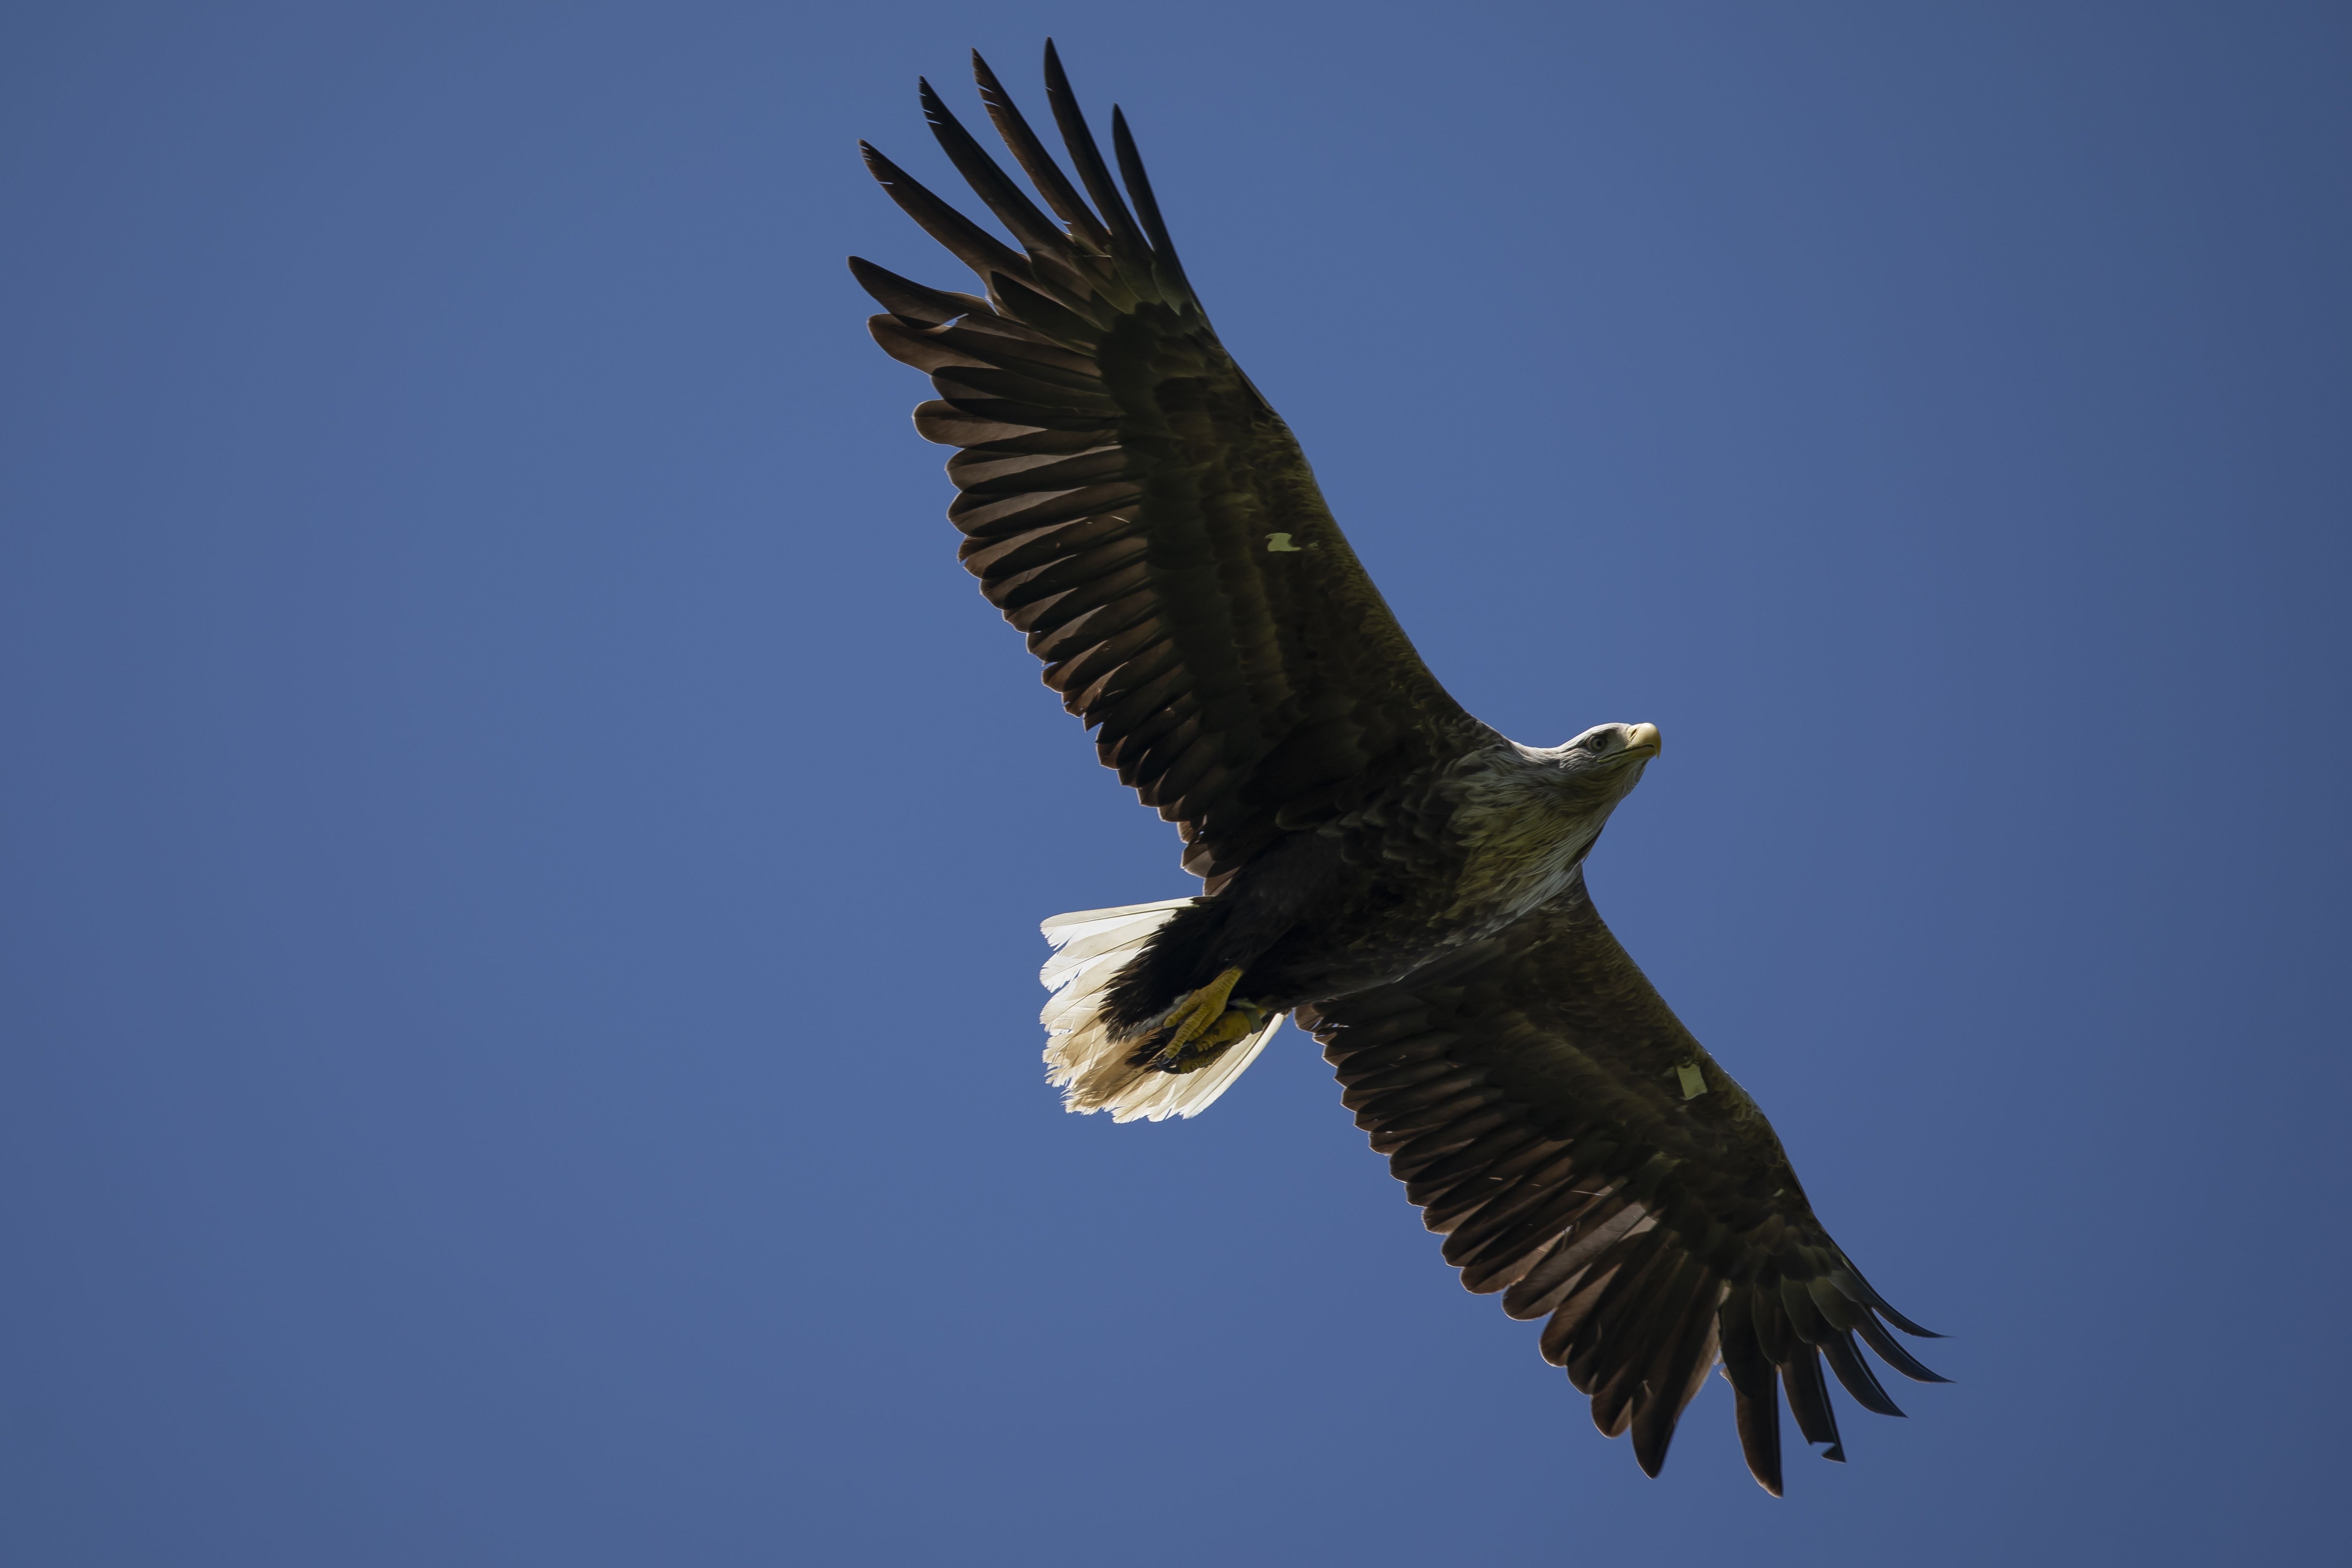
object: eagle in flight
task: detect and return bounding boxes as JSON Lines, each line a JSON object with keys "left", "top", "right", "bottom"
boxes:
{"left": 851, "top": 43, "right": 1944, "bottom": 1494}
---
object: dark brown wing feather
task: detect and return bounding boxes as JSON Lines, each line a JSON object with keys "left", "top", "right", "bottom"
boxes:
{"left": 1298, "top": 876, "right": 1945, "bottom": 1493}
{"left": 853, "top": 44, "right": 1486, "bottom": 885}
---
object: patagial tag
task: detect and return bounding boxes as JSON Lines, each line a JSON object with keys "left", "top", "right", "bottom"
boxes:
{"left": 1676, "top": 1062, "right": 1707, "bottom": 1100}
{"left": 1265, "top": 532, "right": 1302, "bottom": 551}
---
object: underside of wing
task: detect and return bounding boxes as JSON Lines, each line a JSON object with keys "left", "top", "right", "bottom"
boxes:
{"left": 1297, "top": 878, "right": 1945, "bottom": 1493}
{"left": 853, "top": 44, "right": 1488, "bottom": 886}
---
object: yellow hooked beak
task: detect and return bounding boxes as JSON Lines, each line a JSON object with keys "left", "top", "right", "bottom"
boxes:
{"left": 1624, "top": 722, "right": 1663, "bottom": 758}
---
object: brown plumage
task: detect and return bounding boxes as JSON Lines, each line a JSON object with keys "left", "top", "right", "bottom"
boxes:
{"left": 851, "top": 42, "right": 1944, "bottom": 1494}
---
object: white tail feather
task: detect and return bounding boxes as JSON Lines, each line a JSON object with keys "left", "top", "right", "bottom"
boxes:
{"left": 1038, "top": 898, "right": 1283, "bottom": 1122}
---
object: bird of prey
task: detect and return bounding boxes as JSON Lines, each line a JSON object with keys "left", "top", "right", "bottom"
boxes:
{"left": 850, "top": 43, "right": 1944, "bottom": 1493}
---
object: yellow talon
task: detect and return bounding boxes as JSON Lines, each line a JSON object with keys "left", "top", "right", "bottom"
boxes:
{"left": 1162, "top": 967, "right": 1246, "bottom": 1054}
{"left": 1163, "top": 997, "right": 1269, "bottom": 1074}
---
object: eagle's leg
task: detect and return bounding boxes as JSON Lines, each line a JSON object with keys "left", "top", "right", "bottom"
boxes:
{"left": 1162, "top": 997, "right": 1269, "bottom": 1073}
{"left": 1162, "top": 963, "right": 1251, "bottom": 1048}
{"left": 1160, "top": 966, "right": 1246, "bottom": 1053}
{"left": 1138, "top": 968, "right": 1270, "bottom": 1081}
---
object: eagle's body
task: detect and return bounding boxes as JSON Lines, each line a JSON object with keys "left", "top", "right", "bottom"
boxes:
{"left": 852, "top": 44, "right": 1944, "bottom": 1495}
{"left": 1108, "top": 732, "right": 1654, "bottom": 1032}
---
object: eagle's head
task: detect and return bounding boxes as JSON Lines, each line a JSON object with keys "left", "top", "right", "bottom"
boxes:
{"left": 1537, "top": 721, "right": 1664, "bottom": 821}
{"left": 1563, "top": 721, "right": 1663, "bottom": 774}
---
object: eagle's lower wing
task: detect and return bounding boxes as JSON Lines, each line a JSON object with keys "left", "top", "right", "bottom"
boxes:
{"left": 853, "top": 46, "right": 1487, "bottom": 887}
{"left": 1296, "top": 878, "right": 1944, "bottom": 1493}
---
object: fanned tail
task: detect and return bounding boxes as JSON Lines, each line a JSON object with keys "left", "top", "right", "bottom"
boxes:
{"left": 1040, "top": 899, "right": 1282, "bottom": 1122}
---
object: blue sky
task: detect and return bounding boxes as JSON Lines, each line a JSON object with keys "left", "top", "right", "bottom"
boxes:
{"left": 2, "top": 3, "right": 2346, "bottom": 1563}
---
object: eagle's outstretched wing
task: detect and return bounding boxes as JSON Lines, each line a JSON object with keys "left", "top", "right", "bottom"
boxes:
{"left": 1297, "top": 877, "right": 1945, "bottom": 1493}
{"left": 851, "top": 44, "right": 1489, "bottom": 888}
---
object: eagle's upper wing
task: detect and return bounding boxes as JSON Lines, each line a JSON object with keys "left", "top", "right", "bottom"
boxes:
{"left": 852, "top": 46, "right": 1489, "bottom": 887}
{"left": 1296, "top": 876, "right": 1945, "bottom": 1493}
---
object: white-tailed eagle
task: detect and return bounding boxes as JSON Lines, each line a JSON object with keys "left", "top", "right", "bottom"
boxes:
{"left": 850, "top": 43, "right": 1944, "bottom": 1494}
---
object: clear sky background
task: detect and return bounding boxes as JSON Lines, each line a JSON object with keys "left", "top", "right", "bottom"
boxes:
{"left": 2, "top": 3, "right": 2346, "bottom": 1563}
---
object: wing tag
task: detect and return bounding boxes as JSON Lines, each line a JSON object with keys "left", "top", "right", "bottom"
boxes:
{"left": 1675, "top": 1062, "right": 1707, "bottom": 1100}
{"left": 1265, "top": 532, "right": 1302, "bottom": 552}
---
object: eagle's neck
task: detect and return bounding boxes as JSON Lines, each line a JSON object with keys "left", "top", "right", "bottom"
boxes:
{"left": 1438, "top": 743, "right": 1628, "bottom": 929}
